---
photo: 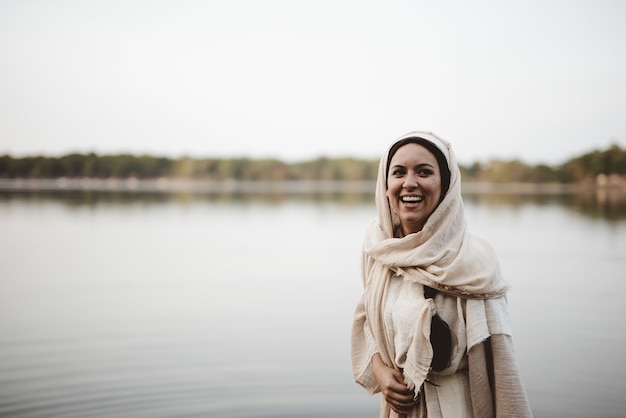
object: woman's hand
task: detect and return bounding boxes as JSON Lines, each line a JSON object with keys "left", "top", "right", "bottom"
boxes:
{"left": 372, "top": 354, "right": 419, "bottom": 414}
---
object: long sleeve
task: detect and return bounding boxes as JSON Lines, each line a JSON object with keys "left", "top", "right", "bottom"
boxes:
{"left": 350, "top": 294, "right": 381, "bottom": 394}
{"left": 468, "top": 335, "right": 533, "bottom": 417}
{"left": 490, "top": 334, "right": 533, "bottom": 417}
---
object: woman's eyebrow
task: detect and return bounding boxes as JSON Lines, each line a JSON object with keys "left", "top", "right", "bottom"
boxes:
{"left": 390, "top": 162, "right": 435, "bottom": 169}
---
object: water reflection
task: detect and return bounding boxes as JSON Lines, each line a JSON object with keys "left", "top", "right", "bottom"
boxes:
{"left": 1, "top": 180, "right": 624, "bottom": 221}
{"left": 462, "top": 186, "right": 626, "bottom": 221}
{"left": 0, "top": 180, "right": 375, "bottom": 206}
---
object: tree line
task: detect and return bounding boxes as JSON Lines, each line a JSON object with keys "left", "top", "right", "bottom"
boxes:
{"left": 0, "top": 144, "right": 624, "bottom": 183}
{"left": 461, "top": 143, "right": 626, "bottom": 183}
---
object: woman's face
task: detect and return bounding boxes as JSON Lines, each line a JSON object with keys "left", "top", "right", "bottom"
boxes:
{"left": 386, "top": 143, "right": 442, "bottom": 235}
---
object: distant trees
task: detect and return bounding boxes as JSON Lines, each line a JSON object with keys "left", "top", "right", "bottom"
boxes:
{"left": 459, "top": 144, "right": 625, "bottom": 183}
{"left": 1, "top": 144, "right": 624, "bottom": 183}
{"left": 0, "top": 154, "right": 380, "bottom": 182}
{"left": 0, "top": 153, "right": 174, "bottom": 179}
{"left": 558, "top": 144, "right": 626, "bottom": 182}
{"left": 461, "top": 160, "right": 562, "bottom": 183}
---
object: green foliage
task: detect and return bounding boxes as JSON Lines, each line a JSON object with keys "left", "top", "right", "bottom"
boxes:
{"left": 0, "top": 143, "right": 624, "bottom": 183}
{"left": 287, "top": 157, "right": 378, "bottom": 181}
{"left": 458, "top": 143, "right": 625, "bottom": 183}
{"left": 462, "top": 160, "right": 560, "bottom": 183}
{"left": 558, "top": 144, "right": 626, "bottom": 182}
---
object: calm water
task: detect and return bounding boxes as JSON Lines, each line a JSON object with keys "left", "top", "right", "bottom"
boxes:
{"left": 0, "top": 189, "right": 625, "bottom": 417}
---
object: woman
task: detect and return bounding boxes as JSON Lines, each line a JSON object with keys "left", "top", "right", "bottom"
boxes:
{"left": 351, "top": 132, "right": 532, "bottom": 417}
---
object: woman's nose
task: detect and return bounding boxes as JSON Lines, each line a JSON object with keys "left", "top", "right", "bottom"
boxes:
{"left": 403, "top": 173, "right": 418, "bottom": 189}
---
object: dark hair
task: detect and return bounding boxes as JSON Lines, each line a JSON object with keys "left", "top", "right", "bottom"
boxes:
{"left": 386, "top": 137, "right": 451, "bottom": 203}
{"left": 424, "top": 286, "right": 453, "bottom": 371}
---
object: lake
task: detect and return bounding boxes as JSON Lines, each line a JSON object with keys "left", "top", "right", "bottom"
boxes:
{"left": 1, "top": 186, "right": 625, "bottom": 417}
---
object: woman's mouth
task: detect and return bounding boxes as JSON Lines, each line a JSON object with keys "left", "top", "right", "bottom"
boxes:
{"left": 400, "top": 195, "right": 423, "bottom": 204}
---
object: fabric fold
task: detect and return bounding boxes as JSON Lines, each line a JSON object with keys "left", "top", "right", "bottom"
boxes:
{"left": 403, "top": 297, "right": 435, "bottom": 395}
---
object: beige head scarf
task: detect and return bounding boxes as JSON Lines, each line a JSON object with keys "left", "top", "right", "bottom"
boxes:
{"left": 355, "top": 131, "right": 509, "bottom": 399}
{"left": 366, "top": 131, "right": 507, "bottom": 296}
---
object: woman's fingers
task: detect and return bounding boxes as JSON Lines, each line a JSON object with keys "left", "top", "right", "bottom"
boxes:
{"left": 383, "top": 374, "right": 418, "bottom": 413}
{"left": 388, "top": 395, "right": 419, "bottom": 414}
{"left": 385, "top": 390, "right": 417, "bottom": 406}
{"left": 371, "top": 355, "right": 420, "bottom": 413}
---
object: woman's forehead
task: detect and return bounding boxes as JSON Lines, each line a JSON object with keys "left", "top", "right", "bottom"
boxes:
{"left": 389, "top": 143, "right": 438, "bottom": 164}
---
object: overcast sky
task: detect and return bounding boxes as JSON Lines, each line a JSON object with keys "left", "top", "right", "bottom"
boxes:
{"left": 1, "top": 0, "right": 625, "bottom": 165}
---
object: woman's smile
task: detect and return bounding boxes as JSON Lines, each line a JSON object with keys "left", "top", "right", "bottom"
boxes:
{"left": 400, "top": 195, "right": 424, "bottom": 204}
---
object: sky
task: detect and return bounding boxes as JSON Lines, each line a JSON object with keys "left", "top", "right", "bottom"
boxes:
{"left": 1, "top": 0, "right": 625, "bottom": 165}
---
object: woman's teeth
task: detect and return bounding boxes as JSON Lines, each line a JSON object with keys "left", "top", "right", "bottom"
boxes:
{"left": 401, "top": 196, "right": 423, "bottom": 203}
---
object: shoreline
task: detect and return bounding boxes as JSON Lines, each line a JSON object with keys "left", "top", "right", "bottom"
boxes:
{"left": 0, "top": 178, "right": 624, "bottom": 196}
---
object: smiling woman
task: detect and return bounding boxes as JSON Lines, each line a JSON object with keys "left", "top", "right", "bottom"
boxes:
{"left": 350, "top": 131, "right": 532, "bottom": 417}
